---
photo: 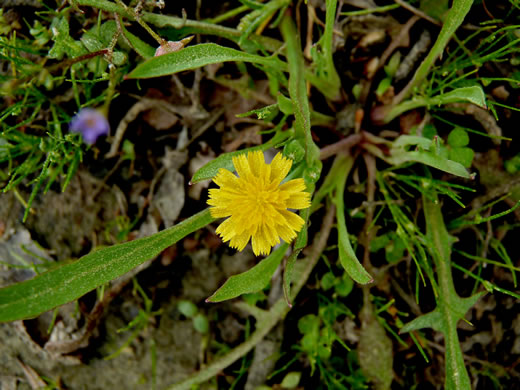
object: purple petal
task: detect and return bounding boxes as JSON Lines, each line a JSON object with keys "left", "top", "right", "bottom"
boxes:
{"left": 69, "top": 108, "right": 110, "bottom": 144}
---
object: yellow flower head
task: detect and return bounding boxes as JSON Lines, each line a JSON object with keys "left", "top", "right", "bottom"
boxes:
{"left": 207, "top": 151, "right": 311, "bottom": 256}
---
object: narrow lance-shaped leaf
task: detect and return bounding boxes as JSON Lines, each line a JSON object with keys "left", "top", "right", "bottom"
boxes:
{"left": 386, "top": 86, "right": 487, "bottom": 122}
{"left": 334, "top": 155, "right": 373, "bottom": 284}
{"left": 282, "top": 248, "right": 302, "bottom": 307}
{"left": 207, "top": 243, "right": 289, "bottom": 303}
{"left": 118, "top": 15, "right": 155, "bottom": 59}
{"left": 126, "top": 43, "right": 284, "bottom": 79}
{"left": 388, "top": 135, "right": 471, "bottom": 179}
{"left": 0, "top": 209, "right": 214, "bottom": 322}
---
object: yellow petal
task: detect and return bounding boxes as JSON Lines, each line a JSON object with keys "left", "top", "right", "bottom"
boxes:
{"left": 251, "top": 228, "right": 271, "bottom": 256}
{"left": 263, "top": 224, "right": 280, "bottom": 248}
{"left": 286, "top": 192, "right": 311, "bottom": 210}
{"left": 279, "top": 178, "right": 306, "bottom": 193}
{"left": 216, "top": 218, "right": 237, "bottom": 242}
{"left": 208, "top": 150, "right": 309, "bottom": 257}
{"left": 276, "top": 223, "right": 298, "bottom": 242}
{"left": 213, "top": 168, "right": 238, "bottom": 188}
{"left": 280, "top": 209, "right": 305, "bottom": 231}
{"left": 233, "top": 153, "right": 252, "bottom": 180}
{"left": 247, "top": 150, "right": 266, "bottom": 177}
{"left": 209, "top": 206, "right": 232, "bottom": 218}
{"left": 270, "top": 153, "right": 292, "bottom": 184}
{"left": 229, "top": 230, "right": 251, "bottom": 251}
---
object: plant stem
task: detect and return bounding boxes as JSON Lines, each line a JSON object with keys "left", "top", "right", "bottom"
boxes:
{"left": 322, "top": 0, "right": 340, "bottom": 99}
{"left": 279, "top": 11, "right": 319, "bottom": 166}
{"left": 113, "top": 0, "right": 165, "bottom": 45}
{"left": 423, "top": 193, "right": 471, "bottom": 390}
{"left": 75, "top": 0, "right": 283, "bottom": 52}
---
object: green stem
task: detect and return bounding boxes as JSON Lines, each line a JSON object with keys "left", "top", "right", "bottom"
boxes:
{"left": 423, "top": 193, "right": 471, "bottom": 390}
{"left": 204, "top": 5, "right": 249, "bottom": 24}
{"left": 113, "top": 0, "right": 164, "bottom": 45}
{"left": 322, "top": 0, "right": 340, "bottom": 99}
{"left": 279, "top": 11, "right": 319, "bottom": 166}
{"left": 75, "top": 0, "right": 283, "bottom": 52}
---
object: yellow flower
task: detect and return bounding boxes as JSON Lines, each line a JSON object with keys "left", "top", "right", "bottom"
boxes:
{"left": 207, "top": 151, "right": 311, "bottom": 256}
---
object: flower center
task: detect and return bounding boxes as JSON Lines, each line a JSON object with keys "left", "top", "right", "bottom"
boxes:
{"left": 252, "top": 191, "right": 270, "bottom": 210}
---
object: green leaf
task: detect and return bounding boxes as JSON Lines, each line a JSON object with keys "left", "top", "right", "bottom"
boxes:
{"left": 206, "top": 243, "right": 288, "bottom": 303}
{"left": 447, "top": 128, "right": 470, "bottom": 147}
{"left": 177, "top": 300, "right": 198, "bottom": 318}
{"left": 504, "top": 154, "right": 520, "bottom": 174}
{"left": 385, "top": 235, "right": 406, "bottom": 263}
{"left": 237, "top": 0, "right": 290, "bottom": 47}
{"left": 277, "top": 93, "right": 294, "bottom": 115}
{"left": 393, "top": 135, "right": 434, "bottom": 149}
{"left": 48, "top": 17, "right": 84, "bottom": 59}
{"left": 388, "top": 135, "right": 471, "bottom": 178}
{"left": 0, "top": 209, "right": 214, "bottom": 322}
{"left": 449, "top": 147, "right": 474, "bottom": 168}
{"left": 112, "top": 51, "right": 126, "bottom": 66}
{"left": 400, "top": 309, "right": 444, "bottom": 333}
{"left": 385, "top": 86, "right": 487, "bottom": 122}
{"left": 190, "top": 130, "right": 291, "bottom": 183}
{"left": 402, "top": 150, "right": 470, "bottom": 178}
{"left": 81, "top": 30, "right": 104, "bottom": 52}
{"left": 119, "top": 17, "right": 155, "bottom": 59}
{"left": 126, "top": 43, "right": 282, "bottom": 79}
{"left": 384, "top": 51, "right": 401, "bottom": 77}
{"left": 320, "top": 272, "right": 336, "bottom": 290}
{"left": 434, "top": 86, "right": 487, "bottom": 108}
{"left": 280, "top": 371, "right": 301, "bottom": 389}
{"left": 333, "top": 155, "right": 373, "bottom": 284}
{"left": 298, "top": 313, "right": 319, "bottom": 334}
{"left": 282, "top": 248, "right": 302, "bottom": 306}
{"left": 337, "top": 205, "right": 373, "bottom": 284}
{"left": 236, "top": 103, "right": 279, "bottom": 121}
{"left": 335, "top": 275, "right": 354, "bottom": 297}
{"left": 283, "top": 139, "right": 306, "bottom": 163}
{"left": 192, "top": 313, "right": 209, "bottom": 334}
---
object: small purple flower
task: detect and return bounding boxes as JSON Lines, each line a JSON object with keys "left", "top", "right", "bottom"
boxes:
{"left": 69, "top": 108, "right": 110, "bottom": 144}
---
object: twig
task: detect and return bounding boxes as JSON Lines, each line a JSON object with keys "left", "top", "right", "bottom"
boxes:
{"left": 319, "top": 133, "right": 363, "bottom": 160}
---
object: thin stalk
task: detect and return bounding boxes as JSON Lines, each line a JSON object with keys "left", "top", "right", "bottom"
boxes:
{"left": 279, "top": 11, "right": 319, "bottom": 165}
{"left": 322, "top": 0, "right": 340, "bottom": 99}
